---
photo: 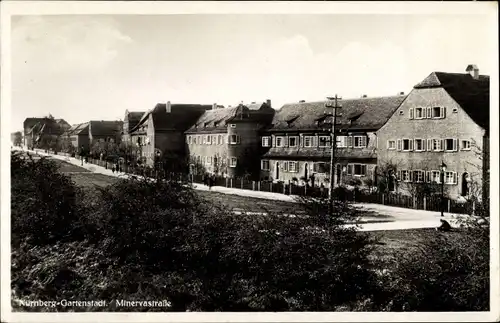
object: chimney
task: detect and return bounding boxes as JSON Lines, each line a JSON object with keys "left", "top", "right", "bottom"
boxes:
{"left": 361, "top": 94, "right": 367, "bottom": 98}
{"left": 266, "top": 99, "right": 271, "bottom": 107}
{"left": 466, "top": 64, "right": 480, "bottom": 80}
{"left": 299, "top": 100, "right": 306, "bottom": 103}
{"left": 166, "top": 101, "right": 171, "bottom": 113}
{"left": 212, "top": 103, "right": 217, "bottom": 110}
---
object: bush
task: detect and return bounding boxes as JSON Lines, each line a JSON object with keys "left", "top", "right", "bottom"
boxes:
{"left": 373, "top": 225, "right": 489, "bottom": 311}
{"left": 11, "top": 151, "right": 84, "bottom": 246}
{"left": 77, "top": 176, "right": 378, "bottom": 311}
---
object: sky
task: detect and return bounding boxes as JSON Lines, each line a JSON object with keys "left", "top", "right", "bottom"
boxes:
{"left": 11, "top": 13, "right": 495, "bottom": 131}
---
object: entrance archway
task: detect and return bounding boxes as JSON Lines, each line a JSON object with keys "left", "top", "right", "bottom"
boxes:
{"left": 461, "top": 172, "right": 469, "bottom": 196}
{"left": 304, "top": 163, "right": 309, "bottom": 179}
{"left": 388, "top": 170, "right": 395, "bottom": 192}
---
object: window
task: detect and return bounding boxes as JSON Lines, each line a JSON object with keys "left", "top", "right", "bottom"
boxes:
{"left": 415, "top": 107, "right": 425, "bottom": 119}
{"left": 402, "top": 138, "right": 413, "bottom": 151}
{"left": 387, "top": 140, "right": 396, "bottom": 150}
{"left": 401, "top": 170, "right": 411, "bottom": 182}
{"left": 431, "top": 171, "right": 441, "bottom": 183}
{"left": 261, "top": 136, "right": 270, "bottom": 147}
{"left": 303, "top": 136, "right": 314, "bottom": 147}
{"left": 313, "top": 162, "right": 330, "bottom": 174}
{"left": 212, "top": 135, "right": 217, "bottom": 144}
{"left": 432, "top": 139, "right": 442, "bottom": 151}
{"left": 287, "top": 161, "right": 298, "bottom": 173}
{"left": 318, "top": 136, "right": 331, "bottom": 147}
{"left": 432, "top": 107, "right": 445, "bottom": 119}
{"left": 399, "top": 110, "right": 404, "bottom": 115}
{"left": 444, "top": 171, "right": 458, "bottom": 185}
{"left": 198, "top": 135, "right": 202, "bottom": 144}
{"left": 353, "top": 136, "right": 367, "bottom": 148}
{"left": 352, "top": 164, "right": 367, "bottom": 176}
{"left": 452, "top": 108, "right": 458, "bottom": 113}
{"left": 413, "top": 170, "right": 424, "bottom": 183}
{"left": 229, "top": 157, "right": 238, "bottom": 167}
{"left": 445, "top": 138, "right": 457, "bottom": 152}
{"left": 336, "top": 136, "right": 347, "bottom": 148}
{"left": 229, "top": 134, "right": 240, "bottom": 145}
{"left": 414, "top": 139, "right": 425, "bottom": 152}
{"left": 218, "top": 134, "right": 222, "bottom": 145}
{"left": 206, "top": 135, "right": 212, "bottom": 145}
{"left": 188, "top": 136, "right": 192, "bottom": 144}
{"left": 288, "top": 136, "right": 298, "bottom": 147}
{"left": 230, "top": 124, "right": 236, "bottom": 128}
{"left": 192, "top": 136, "right": 197, "bottom": 144}
{"left": 347, "top": 164, "right": 353, "bottom": 175}
{"left": 461, "top": 140, "right": 471, "bottom": 150}
{"left": 261, "top": 160, "right": 270, "bottom": 171}
{"left": 207, "top": 157, "right": 212, "bottom": 165}
{"left": 275, "top": 136, "right": 285, "bottom": 147}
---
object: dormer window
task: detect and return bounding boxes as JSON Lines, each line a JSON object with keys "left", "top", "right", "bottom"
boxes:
{"left": 286, "top": 115, "right": 299, "bottom": 126}
{"left": 204, "top": 122, "right": 209, "bottom": 128}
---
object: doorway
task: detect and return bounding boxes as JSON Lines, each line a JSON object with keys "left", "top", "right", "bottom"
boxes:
{"left": 461, "top": 172, "right": 469, "bottom": 196}
{"left": 275, "top": 162, "right": 280, "bottom": 180}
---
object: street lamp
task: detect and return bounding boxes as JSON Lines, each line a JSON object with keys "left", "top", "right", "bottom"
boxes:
{"left": 440, "top": 161, "right": 447, "bottom": 217}
{"left": 325, "top": 95, "right": 342, "bottom": 215}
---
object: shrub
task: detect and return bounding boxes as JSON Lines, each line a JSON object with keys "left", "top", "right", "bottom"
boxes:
{"left": 80, "top": 176, "right": 378, "bottom": 311}
{"left": 373, "top": 225, "right": 489, "bottom": 311}
{"left": 11, "top": 151, "right": 83, "bottom": 246}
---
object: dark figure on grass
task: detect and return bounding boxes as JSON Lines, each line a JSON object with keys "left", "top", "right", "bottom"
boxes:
{"left": 208, "top": 174, "right": 215, "bottom": 190}
{"left": 436, "top": 219, "right": 452, "bottom": 232}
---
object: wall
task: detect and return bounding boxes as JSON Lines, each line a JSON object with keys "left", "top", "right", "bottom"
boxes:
{"left": 376, "top": 87, "right": 486, "bottom": 198}
{"left": 186, "top": 131, "right": 229, "bottom": 175}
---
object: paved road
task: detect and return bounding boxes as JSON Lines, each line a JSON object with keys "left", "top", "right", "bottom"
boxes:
{"left": 14, "top": 148, "right": 478, "bottom": 231}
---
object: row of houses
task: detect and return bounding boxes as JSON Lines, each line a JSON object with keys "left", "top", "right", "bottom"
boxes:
{"left": 22, "top": 64, "right": 489, "bottom": 200}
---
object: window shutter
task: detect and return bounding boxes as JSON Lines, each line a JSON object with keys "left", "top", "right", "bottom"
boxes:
{"left": 409, "top": 139, "right": 414, "bottom": 151}
{"left": 427, "top": 139, "right": 432, "bottom": 151}
{"left": 426, "top": 171, "right": 431, "bottom": 183}
{"left": 362, "top": 165, "right": 367, "bottom": 176}
{"left": 409, "top": 108, "right": 414, "bottom": 119}
{"left": 442, "top": 107, "right": 447, "bottom": 118}
{"left": 440, "top": 139, "right": 444, "bottom": 151}
{"left": 409, "top": 171, "right": 413, "bottom": 182}
{"left": 397, "top": 139, "right": 402, "bottom": 151}
{"left": 453, "top": 138, "right": 458, "bottom": 151}
{"left": 453, "top": 172, "right": 458, "bottom": 185}
{"left": 426, "top": 107, "right": 432, "bottom": 118}
{"left": 237, "top": 135, "right": 241, "bottom": 144}
{"left": 396, "top": 170, "right": 401, "bottom": 180}
{"left": 386, "top": 140, "right": 390, "bottom": 149}
{"left": 422, "top": 139, "right": 426, "bottom": 151}
{"left": 283, "top": 161, "right": 288, "bottom": 171}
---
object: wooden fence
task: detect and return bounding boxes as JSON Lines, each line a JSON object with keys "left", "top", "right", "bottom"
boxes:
{"left": 41, "top": 152, "right": 476, "bottom": 216}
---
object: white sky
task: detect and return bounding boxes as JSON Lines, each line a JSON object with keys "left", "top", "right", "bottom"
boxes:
{"left": 11, "top": 13, "right": 495, "bottom": 130}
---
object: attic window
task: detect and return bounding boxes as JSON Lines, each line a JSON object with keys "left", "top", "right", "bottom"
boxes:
{"left": 204, "top": 122, "right": 209, "bottom": 128}
{"left": 399, "top": 110, "right": 404, "bottom": 115}
{"left": 452, "top": 108, "right": 458, "bottom": 113}
{"left": 286, "top": 116, "right": 299, "bottom": 126}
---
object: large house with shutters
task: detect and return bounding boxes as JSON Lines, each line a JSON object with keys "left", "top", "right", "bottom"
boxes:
{"left": 128, "top": 102, "right": 213, "bottom": 167}
{"left": 185, "top": 100, "right": 275, "bottom": 178}
{"left": 376, "top": 64, "right": 489, "bottom": 200}
{"left": 260, "top": 95, "right": 407, "bottom": 187}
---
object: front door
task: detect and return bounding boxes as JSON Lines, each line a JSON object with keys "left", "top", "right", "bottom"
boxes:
{"left": 275, "top": 162, "right": 280, "bottom": 180}
{"left": 304, "top": 163, "right": 308, "bottom": 179}
{"left": 461, "top": 172, "right": 469, "bottom": 196}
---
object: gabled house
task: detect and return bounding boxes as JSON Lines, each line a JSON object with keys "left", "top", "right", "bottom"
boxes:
{"left": 88, "top": 120, "right": 123, "bottom": 145}
{"left": 129, "top": 102, "right": 213, "bottom": 166}
{"left": 260, "top": 95, "right": 407, "bottom": 187}
{"left": 185, "top": 100, "right": 275, "bottom": 178}
{"left": 376, "top": 64, "right": 489, "bottom": 200}
{"left": 23, "top": 117, "right": 69, "bottom": 150}
{"left": 122, "top": 110, "right": 146, "bottom": 143}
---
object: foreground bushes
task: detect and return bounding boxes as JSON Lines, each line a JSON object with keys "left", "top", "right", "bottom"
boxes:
{"left": 11, "top": 151, "right": 490, "bottom": 311}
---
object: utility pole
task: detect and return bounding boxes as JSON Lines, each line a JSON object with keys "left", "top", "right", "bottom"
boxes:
{"left": 325, "top": 95, "right": 342, "bottom": 215}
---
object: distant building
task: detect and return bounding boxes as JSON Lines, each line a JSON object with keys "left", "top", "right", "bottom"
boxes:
{"left": 65, "top": 122, "right": 90, "bottom": 151}
{"left": 185, "top": 100, "right": 275, "bottom": 178}
{"left": 122, "top": 110, "right": 146, "bottom": 143}
{"left": 128, "top": 102, "right": 212, "bottom": 166}
{"left": 23, "top": 117, "right": 69, "bottom": 150}
{"left": 260, "top": 95, "right": 407, "bottom": 187}
{"left": 376, "top": 64, "right": 489, "bottom": 200}
{"left": 88, "top": 120, "right": 123, "bottom": 145}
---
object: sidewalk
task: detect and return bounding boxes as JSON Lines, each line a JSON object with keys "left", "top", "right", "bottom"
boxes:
{"left": 16, "top": 148, "right": 473, "bottom": 231}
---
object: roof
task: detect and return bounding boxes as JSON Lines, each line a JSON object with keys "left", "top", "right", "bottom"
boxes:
{"left": 26, "top": 118, "right": 67, "bottom": 136}
{"left": 269, "top": 95, "right": 407, "bottom": 132}
{"left": 23, "top": 118, "right": 45, "bottom": 131}
{"left": 413, "top": 72, "right": 489, "bottom": 130}
{"left": 186, "top": 102, "right": 275, "bottom": 133}
{"left": 130, "top": 103, "right": 212, "bottom": 133}
{"left": 126, "top": 111, "right": 146, "bottom": 129}
{"left": 66, "top": 122, "right": 90, "bottom": 136}
{"left": 263, "top": 147, "right": 376, "bottom": 160}
{"left": 89, "top": 120, "right": 123, "bottom": 137}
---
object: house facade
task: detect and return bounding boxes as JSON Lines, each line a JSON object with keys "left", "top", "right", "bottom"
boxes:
{"left": 129, "top": 102, "right": 212, "bottom": 167}
{"left": 66, "top": 122, "right": 90, "bottom": 151}
{"left": 185, "top": 101, "right": 275, "bottom": 178}
{"left": 122, "top": 110, "right": 146, "bottom": 143}
{"left": 88, "top": 120, "right": 123, "bottom": 145}
{"left": 23, "top": 117, "right": 69, "bottom": 150}
{"left": 260, "top": 95, "right": 407, "bottom": 187}
{"left": 376, "top": 65, "right": 489, "bottom": 200}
